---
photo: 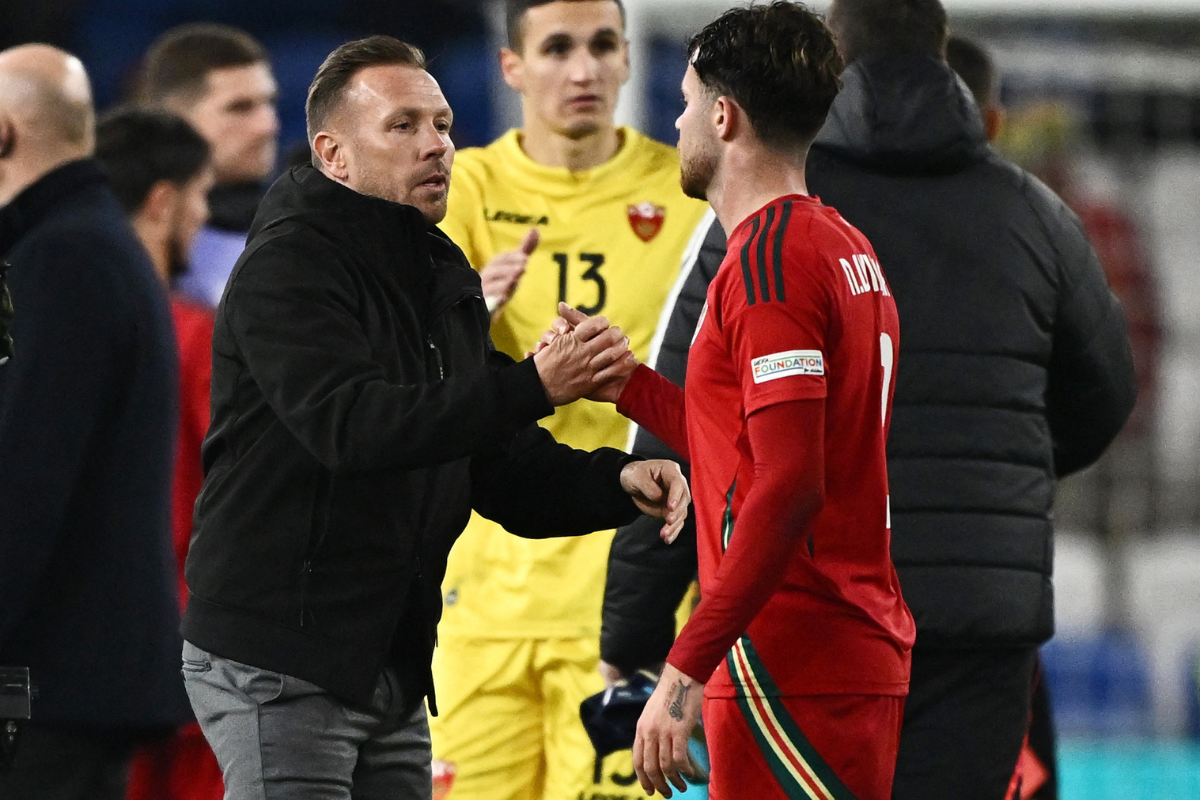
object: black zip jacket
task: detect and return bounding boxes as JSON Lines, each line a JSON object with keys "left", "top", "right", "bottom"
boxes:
{"left": 184, "top": 167, "right": 641, "bottom": 710}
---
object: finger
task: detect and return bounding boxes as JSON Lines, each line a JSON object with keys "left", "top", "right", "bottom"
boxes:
{"left": 654, "top": 733, "right": 677, "bottom": 797}
{"left": 558, "top": 302, "right": 588, "bottom": 327}
{"left": 574, "top": 315, "right": 613, "bottom": 341}
{"left": 670, "top": 731, "right": 692, "bottom": 790}
{"left": 519, "top": 227, "right": 540, "bottom": 256}
{"left": 593, "top": 350, "right": 638, "bottom": 384}
{"left": 551, "top": 317, "right": 570, "bottom": 335}
{"left": 633, "top": 731, "right": 656, "bottom": 795}
{"left": 666, "top": 469, "right": 689, "bottom": 514}
{"left": 661, "top": 516, "right": 683, "bottom": 544}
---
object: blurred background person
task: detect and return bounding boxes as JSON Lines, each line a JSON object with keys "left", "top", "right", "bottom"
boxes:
{"left": 137, "top": 22, "right": 279, "bottom": 307}
{"left": 812, "top": 1, "right": 1136, "bottom": 798}
{"left": 945, "top": 34, "right": 1004, "bottom": 142}
{"left": 0, "top": 44, "right": 191, "bottom": 800}
{"left": 431, "top": 2, "right": 710, "bottom": 799}
{"left": 94, "top": 106, "right": 222, "bottom": 800}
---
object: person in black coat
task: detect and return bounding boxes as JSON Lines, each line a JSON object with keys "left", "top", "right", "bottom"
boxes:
{"left": 601, "top": 2, "right": 1136, "bottom": 797}
{"left": 0, "top": 45, "right": 192, "bottom": 800}
{"left": 180, "top": 37, "right": 690, "bottom": 800}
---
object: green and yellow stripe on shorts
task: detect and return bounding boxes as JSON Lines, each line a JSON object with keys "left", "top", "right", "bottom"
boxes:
{"left": 725, "top": 637, "right": 859, "bottom": 800}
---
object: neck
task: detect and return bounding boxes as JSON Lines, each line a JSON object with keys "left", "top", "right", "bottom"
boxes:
{"left": 519, "top": 112, "right": 621, "bottom": 172}
{"left": 707, "top": 145, "right": 809, "bottom": 233}
{"left": 132, "top": 215, "right": 171, "bottom": 284}
{"left": 0, "top": 150, "right": 86, "bottom": 208}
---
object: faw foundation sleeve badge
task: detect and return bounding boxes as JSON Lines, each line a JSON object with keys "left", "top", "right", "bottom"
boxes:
{"left": 627, "top": 202, "right": 666, "bottom": 242}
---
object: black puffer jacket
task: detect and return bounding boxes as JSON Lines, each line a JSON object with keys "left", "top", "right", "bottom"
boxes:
{"left": 808, "top": 54, "right": 1137, "bottom": 647}
{"left": 184, "top": 167, "right": 641, "bottom": 710}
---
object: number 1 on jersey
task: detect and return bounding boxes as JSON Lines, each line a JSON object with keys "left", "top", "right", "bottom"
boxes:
{"left": 880, "top": 332, "right": 894, "bottom": 426}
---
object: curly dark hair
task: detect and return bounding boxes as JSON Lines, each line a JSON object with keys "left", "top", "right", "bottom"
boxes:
{"left": 687, "top": 2, "right": 842, "bottom": 153}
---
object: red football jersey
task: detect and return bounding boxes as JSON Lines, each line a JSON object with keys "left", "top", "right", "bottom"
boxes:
{"left": 675, "top": 194, "right": 913, "bottom": 698}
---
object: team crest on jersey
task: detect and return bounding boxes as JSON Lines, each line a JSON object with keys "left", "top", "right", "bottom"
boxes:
{"left": 627, "top": 202, "right": 666, "bottom": 242}
{"left": 432, "top": 760, "right": 456, "bottom": 799}
{"left": 751, "top": 350, "right": 825, "bottom": 383}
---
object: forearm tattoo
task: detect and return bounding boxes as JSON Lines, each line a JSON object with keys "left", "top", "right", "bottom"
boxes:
{"left": 668, "top": 679, "right": 691, "bottom": 721}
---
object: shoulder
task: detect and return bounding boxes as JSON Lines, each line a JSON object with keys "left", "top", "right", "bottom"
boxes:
{"left": 622, "top": 130, "right": 686, "bottom": 181}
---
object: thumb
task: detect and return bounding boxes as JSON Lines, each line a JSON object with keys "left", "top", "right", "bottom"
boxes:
{"left": 519, "top": 228, "right": 540, "bottom": 256}
{"left": 557, "top": 302, "right": 588, "bottom": 327}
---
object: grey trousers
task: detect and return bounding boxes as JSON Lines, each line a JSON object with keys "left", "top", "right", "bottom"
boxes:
{"left": 182, "top": 641, "right": 432, "bottom": 800}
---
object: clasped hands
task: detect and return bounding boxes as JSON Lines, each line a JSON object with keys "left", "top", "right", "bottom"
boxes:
{"left": 531, "top": 303, "right": 686, "bottom": 545}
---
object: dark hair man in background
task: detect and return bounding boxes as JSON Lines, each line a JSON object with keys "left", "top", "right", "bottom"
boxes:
{"left": 945, "top": 34, "right": 1003, "bottom": 142}
{"left": 430, "top": 1, "right": 711, "bottom": 797}
{"left": 810, "top": 0, "right": 1137, "bottom": 797}
{"left": 139, "top": 22, "right": 279, "bottom": 307}
{"left": 179, "top": 35, "right": 689, "bottom": 799}
{"left": 0, "top": 45, "right": 191, "bottom": 800}
{"left": 95, "top": 107, "right": 224, "bottom": 800}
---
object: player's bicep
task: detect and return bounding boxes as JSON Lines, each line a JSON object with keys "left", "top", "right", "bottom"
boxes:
{"left": 725, "top": 289, "right": 830, "bottom": 415}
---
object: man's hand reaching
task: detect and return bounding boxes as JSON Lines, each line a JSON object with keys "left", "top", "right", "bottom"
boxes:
{"left": 532, "top": 310, "right": 635, "bottom": 406}
{"left": 619, "top": 459, "right": 690, "bottom": 544}
{"left": 530, "top": 303, "right": 640, "bottom": 403}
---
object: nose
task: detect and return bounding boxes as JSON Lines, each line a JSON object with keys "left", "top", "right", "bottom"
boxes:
{"left": 675, "top": 113, "right": 683, "bottom": 131}
{"left": 256, "top": 103, "right": 280, "bottom": 137}
{"left": 420, "top": 125, "right": 451, "bottom": 160}
{"left": 568, "top": 49, "right": 600, "bottom": 84}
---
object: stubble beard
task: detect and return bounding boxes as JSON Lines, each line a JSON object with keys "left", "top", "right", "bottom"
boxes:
{"left": 679, "top": 146, "right": 716, "bottom": 202}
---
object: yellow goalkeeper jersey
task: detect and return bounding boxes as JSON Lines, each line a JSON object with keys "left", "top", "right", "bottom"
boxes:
{"left": 438, "top": 127, "right": 709, "bottom": 638}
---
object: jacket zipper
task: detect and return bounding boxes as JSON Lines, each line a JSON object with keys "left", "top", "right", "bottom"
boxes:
{"left": 426, "top": 336, "right": 444, "bottom": 380}
{"left": 300, "top": 471, "right": 335, "bottom": 627}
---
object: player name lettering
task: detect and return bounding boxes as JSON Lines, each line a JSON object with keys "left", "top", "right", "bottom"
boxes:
{"left": 751, "top": 349, "right": 825, "bottom": 384}
{"left": 840, "top": 253, "right": 890, "bottom": 297}
{"left": 485, "top": 208, "right": 550, "bottom": 226}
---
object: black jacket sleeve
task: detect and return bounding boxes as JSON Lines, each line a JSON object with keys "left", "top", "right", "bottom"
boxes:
{"left": 601, "top": 213, "right": 724, "bottom": 674}
{"left": 222, "top": 239, "right": 552, "bottom": 474}
{"left": 1041, "top": 199, "right": 1138, "bottom": 477}
{"left": 469, "top": 409, "right": 642, "bottom": 539}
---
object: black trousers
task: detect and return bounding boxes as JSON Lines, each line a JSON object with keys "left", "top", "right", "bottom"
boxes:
{"left": 0, "top": 724, "right": 133, "bottom": 800}
{"left": 892, "top": 646, "right": 1038, "bottom": 800}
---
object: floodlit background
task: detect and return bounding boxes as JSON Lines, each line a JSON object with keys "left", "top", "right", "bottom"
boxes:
{"left": 3, "top": 0, "right": 1199, "bottom": 796}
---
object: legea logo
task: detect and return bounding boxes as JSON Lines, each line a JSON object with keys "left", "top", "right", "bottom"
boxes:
{"left": 751, "top": 350, "right": 824, "bottom": 383}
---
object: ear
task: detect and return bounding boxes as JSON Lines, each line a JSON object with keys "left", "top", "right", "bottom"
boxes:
{"left": 713, "top": 96, "right": 737, "bottom": 143}
{"left": 312, "top": 132, "right": 348, "bottom": 180}
{"left": 140, "top": 180, "right": 179, "bottom": 225}
{"left": 617, "top": 38, "right": 631, "bottom": 87}
{"left": 0, "top": 117, "right": 15, "bottom": 159}
{"left": 499, "top": 48, "right": 524, "bottom": 94}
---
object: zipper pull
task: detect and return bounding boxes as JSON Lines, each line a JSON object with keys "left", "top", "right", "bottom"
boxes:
{"left": 427, "top": 336, "right": 444, "bottom": 379}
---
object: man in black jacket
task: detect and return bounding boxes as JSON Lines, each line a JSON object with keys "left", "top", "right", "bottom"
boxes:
{"left": 180, "top": 36, "right": 689, "bottom": 800}
{"left": 816, "top": 2, "right": 1133, "bottom": 796}
{"left": 0, "top": 45, "right": 192, "bottom": 800}
{"left": 602, "top": 1, "right": 1136, "bottom": 797}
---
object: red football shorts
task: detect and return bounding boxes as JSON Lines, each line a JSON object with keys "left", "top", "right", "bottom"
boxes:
{"left": 704, "top": 693, "right": 904, "bottom": 800}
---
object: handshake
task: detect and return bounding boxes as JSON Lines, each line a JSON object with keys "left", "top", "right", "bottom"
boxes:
{"left": 530, "top": 302, "right": 638, "bottom": 407}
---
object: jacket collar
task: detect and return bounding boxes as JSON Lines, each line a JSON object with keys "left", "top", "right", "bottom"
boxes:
{"left": 813, "top": 53, "right": 989, "bottom": 175}
{"left": 250, "top": 166, "right": 443, "bottom": 287}
{"left": 0, "top": 160, "right": 107, "bottom": 257}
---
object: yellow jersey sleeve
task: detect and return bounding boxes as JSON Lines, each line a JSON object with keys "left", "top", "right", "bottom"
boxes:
{"left": 438, "top": 128, "right": 710, "bottom": 638}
